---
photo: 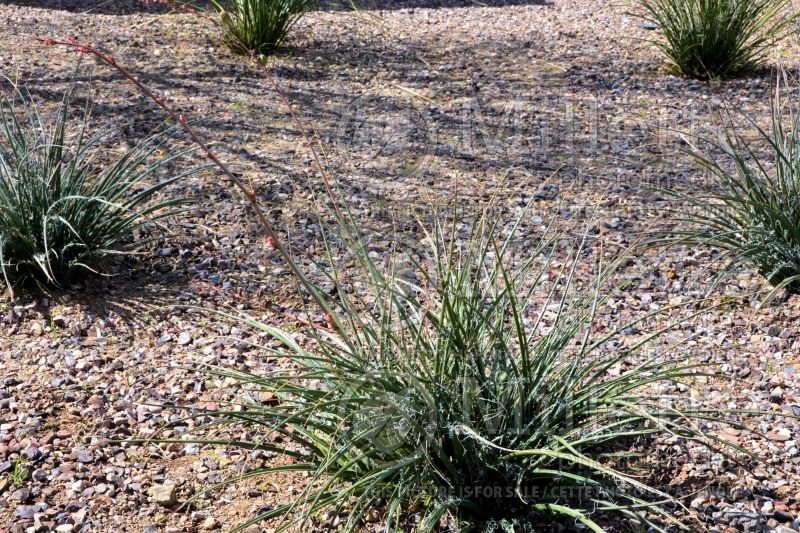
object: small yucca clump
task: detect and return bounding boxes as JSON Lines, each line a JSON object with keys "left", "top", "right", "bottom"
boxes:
{"left": 664, "top": 74, "right": 800, "bottom": 296}
{"left": 636, "top": 0, "right": 796, "bottom": 79}
{"left": 212, "top": 0, "right": 309, "bottom": 56}
{"left": 0, "top": 81, "right": 202, "bottom": 290}
{"left": 177, "top": 204, "right": 743, "bottom": 532}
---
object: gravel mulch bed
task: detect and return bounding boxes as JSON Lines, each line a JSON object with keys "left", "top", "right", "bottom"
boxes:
{"left": 2, "top": 0, "right": 800, "bottom": 532}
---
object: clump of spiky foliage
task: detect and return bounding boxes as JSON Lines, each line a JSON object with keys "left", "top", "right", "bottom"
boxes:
{"left": 177, "top": 203, "right": 744, "bottom": 533}
{"left": 0, "top": 80, "right": 200, "bottom": 290}
{"left": 665, "top": 74, "right": 800, "bottom": 296}
{"left": 212, "top": 0, "right": 309, "bottom": 56}
{"left": 636, "top": 0, "right": 796, "bottom": 79}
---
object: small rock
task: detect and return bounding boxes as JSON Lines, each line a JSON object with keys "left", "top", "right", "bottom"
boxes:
{"left": 767, "top": 428, "right": 792, "bottom": 442}
{"left": 148, "top": 483, "right": 178, "bottom": 507}
{"left": 74, "top": 450, "right": 94, "bottom": 463}
{"left": 771, "top": 387, "right": 785, "bottom": 402}
{"left": 15, "top": 506, "right": 35, "bottom": 519}
{"left": 10, "top": 486, "right": 31, "bottom": 502}
{"left": 22, "top": 445, "right": 40, "bottom": 460}
{"left": 729, "top": 485, "right": 750, "bottom": 501}
{"left": 365, "top": 507, "right": 382, "bottom": 523}
{"left": 201, "top": 517, "right": 220, "bottom": 531}
{"left": 690, "top": 496, "right": 706, "bottom": 509}
{"left": 177, "top": 331, "right": 192, "bottom": 346}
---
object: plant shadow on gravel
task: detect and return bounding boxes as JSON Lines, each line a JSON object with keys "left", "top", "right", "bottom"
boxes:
{"left": 1, "top": 0, "right": 207, "bottom": 15}
{"left": 2, "top": 251, "right": 206, "bottom": 334}
{"left": 316, "top": 0, "right": 550, "bottom": 11}
{"left": 4, "top": 0, "right": 548, "bottom": 14}
{"left": 18, "top": 28, "right": 779, "bottom": 214}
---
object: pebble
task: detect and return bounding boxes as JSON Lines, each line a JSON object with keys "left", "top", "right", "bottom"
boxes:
{"left": 201, "top": 517, "right": 220, "bottom": 530}
{"left": 10, "top": 487, "right": 31, "bottom": 502}
{"left": 772, "top": 387, "right": 785, "bottom": 402}
{"left": 177, "top": 331, "right": 193, "bottom": 346}
{"left": 768, "top": 428, "right": 793, "bottom": 442}
{"left": 148, "top": 483, "right": 178, "bottom": 507}
{"left": 74, "top": 450, "right": 94, "bottom": 464}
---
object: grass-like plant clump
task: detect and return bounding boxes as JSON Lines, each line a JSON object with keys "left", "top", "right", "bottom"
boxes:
{"left": 0, "top": 81, "right": 200, "bottom": 290}
{"left": 636, "top": 0, "right": 796, "bottom": 79}
{"left": 212, "top": 0, "right": 310, "bottom": 55}
{"left": 182, "top": 206, "right": 742, "bottom": 532}
{"left": 665, "top": 75, "right": 800, "bottom": 296}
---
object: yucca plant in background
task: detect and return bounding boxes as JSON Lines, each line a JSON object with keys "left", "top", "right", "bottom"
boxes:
{"left": 211, "top": 0, "right": 310, "bottom": 56}
{"left": 665, "top": 74, "right": 800, "bottom": 297}
{"left": 635, "top": 0, "right": 796, "bottom": 79}
{"left": 0, "top": 80, "right": 201, "bottom": 290}
{"left": 175, "top": 204, "right": 745, "bottom": 532}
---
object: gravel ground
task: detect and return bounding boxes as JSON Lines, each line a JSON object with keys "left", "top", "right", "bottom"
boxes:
{"left": 2, "top": 0, "right": 800, "bottom": 532}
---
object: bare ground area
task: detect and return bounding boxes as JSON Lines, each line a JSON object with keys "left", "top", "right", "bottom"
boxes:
{"left": 2, "top": 0, "right": 800, "bottom": 532}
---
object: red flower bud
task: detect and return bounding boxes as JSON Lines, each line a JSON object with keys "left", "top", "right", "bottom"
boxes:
{"left": 266, "top": 235, "right": 276, "bottom": 248}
